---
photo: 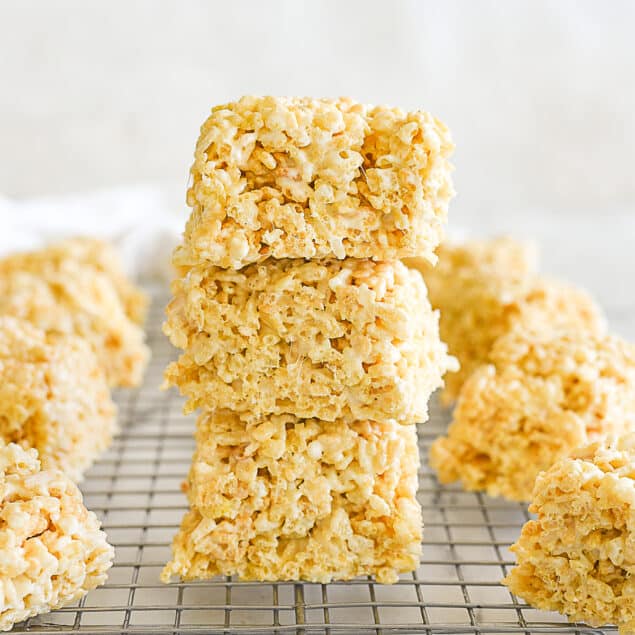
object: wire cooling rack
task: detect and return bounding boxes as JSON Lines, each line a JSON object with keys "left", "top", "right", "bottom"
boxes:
{"left": 13, "top": 293, "right": 618, "bottom": 635}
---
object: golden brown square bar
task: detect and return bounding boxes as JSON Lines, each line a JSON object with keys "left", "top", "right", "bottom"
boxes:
{"left": 429, "top": 329, "right": 635, "bottom": 501}
{"left": 0, "top": 442, "right": 114, "bottom": 631}
{"left": 504, "top": 437, "right": 635, "bottom": 634}
{"left": 173, "top": 96, "right": 455, "bottom": 270}
{"left": 0, "top": 237, "right": 149, "bottom": 325}
{"left": 406, "top": 238, "right": 606, "bottom": 403}
{"left": 0, "top": 263, "right": 149, "bottom": 387}
{"left": 0, "top": 317, "right": 116, "bottom": 481}
{"left": 161, "top": 411, "right": 421, "bottom": 584}
{"left": 164, "top": 258, "right": 455, "bottom": 424}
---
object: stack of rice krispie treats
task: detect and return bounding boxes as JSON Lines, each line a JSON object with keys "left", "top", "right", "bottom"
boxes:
{"left": 162, "top": 96, "right": 456, "bottom": 583}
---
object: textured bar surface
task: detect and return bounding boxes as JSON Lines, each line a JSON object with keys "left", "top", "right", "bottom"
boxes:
{"left": 164, "top": 258, "right": 454, "bottom": 424}
{"left": 429, "top": 329, "right": 635, "bottom": 501}
{"left": 0, "top": 317, "right": 116, "bottom": 481}
{"left": 0, "top": 442, "right": 114, "bottom": 632}
{"left": 407, "top": 238, "right": 606, "bottom": 403}
{"left": 173, "top": 96, "right": 454, "bottom": 270}
{"left": 504, "top": 437, "right": 635, "bottom": 634}
{"left": 0, "top": 237, "right": 149, "bottom": 325}
{"left": 161, "top": 410, "right": 421, "bottom": 584}
{"left": 0, "top": 264, "right": 149, "bottom": 387}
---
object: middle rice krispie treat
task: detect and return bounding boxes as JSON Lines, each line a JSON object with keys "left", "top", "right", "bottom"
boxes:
{"left": 406, "top": 237, "right": 606, "bottom": 403}
{"left": 0, "top": 316, "right": 117, "bottom": 482}
{"left": 0, "top": 442, "right": 114, "bottom": 632}
{"left": 161, "top": 411, "right": 421, "bottom": 584}
{"left": 0, "top": 264, "right": 149, "bottom": 387}
{"left": 164, "top": 258, "right": 455, "bottom": 424}
{"left": 504, "top": 437, "right": 635, "bottom": 634}
{"left": 429, "top": 328, "right": 635, "bottom": 501}
{"left": 173, "top": 96, "right": 455, "bottom": 271}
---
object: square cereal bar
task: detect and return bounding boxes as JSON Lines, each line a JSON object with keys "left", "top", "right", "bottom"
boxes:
{"left": 504, "top": 437, "right": 635, "bottom": 634}
{"left": 164, "top": 258, "right": 455, "bottom": 424}
{"left": 0, "top": 237, "right": 149, "bottom": 325}
{"left": 161, "top": 410, "right": 421, "bottom": 584}
{"left": 0, "top": 442, "right": 113, "bottom": 631}
{"left": 406, "top": 238, "right": 605, "bottom": 403}
{"left": 429, "top": 329, "right": 635, "bottom": 501}
{"left": 0, "top": 317, "right": 117, "bottom": 481}
{"left": 0, "top": 262, "right": 149, "bottom": 387}
{"left": 173, "top": 96, "right": 454, "bottom": 269}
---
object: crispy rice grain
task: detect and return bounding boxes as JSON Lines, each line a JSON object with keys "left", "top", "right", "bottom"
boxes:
{"left": 164, "top": 258, "right": 455, "bottom": 424}
{"left": 503, "top": 436, "right": 635, "bottom": 634}
{"left": 429, "top": 329, "right": 635, "bottom": 501}
{"left": 0, "top": 317, "right": 116, "bottom": 481}
{"left": 173, "top": 96, "right": 454, "bottom": 270}
{"left": 161, "top": 411, "right": 421, "bottom": 584}
{"left": 0, "top": 442, "right": 113, "bottom": 631}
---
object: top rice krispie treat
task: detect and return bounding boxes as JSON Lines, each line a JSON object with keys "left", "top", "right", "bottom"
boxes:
{"left": 0, "top": 316, "right": 117, "bottom": 481}
{"left": 0, "top": 441, "right": 114, "bottom": 631}
{"left": 0, "top": 237, "right": 149, "bottom": 325}
{"left": 504, "top": 436, "right": 635, "bottom": 634}
{"left": 0, "top": 263, "right": 149, "bottom": 387}
{"left": 173, "top": 96, "right": 455, "bottom": 270}
{"left": 164, "top": 258, "right": 455, "bottom": 424}
{"left": 429, "top": 329, "right": 635, "bottom": 501}
{"left": 406, "top": 238, "right": 605, "bottom": 403}
{"left": 161, "top": 410, "right": 421, "bottom": 584}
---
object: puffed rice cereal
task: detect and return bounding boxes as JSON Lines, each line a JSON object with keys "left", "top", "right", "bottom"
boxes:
{"left": 0, "top": 317, "right": 116, "bottom": 481}
{"left": 0, "top": 441, "right": 113, "bottom": 631}
{"left": 164, "top": 258, "right": 455, "bottom": 424}
{"left": 406, "top": 238, "right": 605, "bottom": 403}
{"left": 0, "top": 237, "right": 149, "bottom": 325}
{"left": 161, "top": 410, "right": 421, "bottom": 584}
{"left": 503, "top": 436, "right": 635, "bottom": 634}
{"left": 173, "top": 96, "right": 455, "bottom": 270}
{"left": 429, "top": 329, "right": 635, "bottom": 501}
{"left": 0, "top": 263, "right": 149, "bottom": 387}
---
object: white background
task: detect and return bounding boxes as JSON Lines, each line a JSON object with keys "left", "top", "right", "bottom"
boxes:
{"left": 1, "top": 0, "right": 634, "bottom": 323}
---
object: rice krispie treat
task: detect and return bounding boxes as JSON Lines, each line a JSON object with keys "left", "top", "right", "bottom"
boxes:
{"left": 429, "top": 329, "right": 635, "bottom": 501}
{"left": 0, "top": 317, "right": 116, "bottom": 481}
{"left": 503, "top": 437, "right": 635, "bottom": 634}
{"left": 406, "top": 238, "right": 605, "bottom": 403}
{"left": 0, "top": 441, "right": 114, "bottom": 631}
{"left": 172, "top": 96, "right": 455, "bottom": 270}
{"left": 164, "top": 258, "right": 455, "bottom": 424}
{"left": 0, "top": 237, "right": 149, "bottom": 325}
{"left": 161, "top": 410, "right": 421, "bottom": 584}
{"left": 0, "top": 264, "right": 149, "bottom": 387}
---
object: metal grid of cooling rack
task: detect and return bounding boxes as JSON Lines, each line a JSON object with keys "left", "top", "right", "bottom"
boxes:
{"left": 13, "top": 293, "right": 617, "bottom": 635}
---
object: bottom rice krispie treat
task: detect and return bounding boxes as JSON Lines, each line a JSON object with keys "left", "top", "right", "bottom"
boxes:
{"left": 162, "top": 411, "right": 421, "bottom": 584}
{"left": 406, "top": 237, "right": 605, "bottom": 403}
{"left": 429, "top": 328, "right": 635, "bottom": 501}
{"left": 0, "top": 317, "right": 117, "bottom": 481}
{"left": 0, "top": 442, "right": 114, "bottom": 631}
{"left": 504, "top": 437, "right": 635, "bottom": 634}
